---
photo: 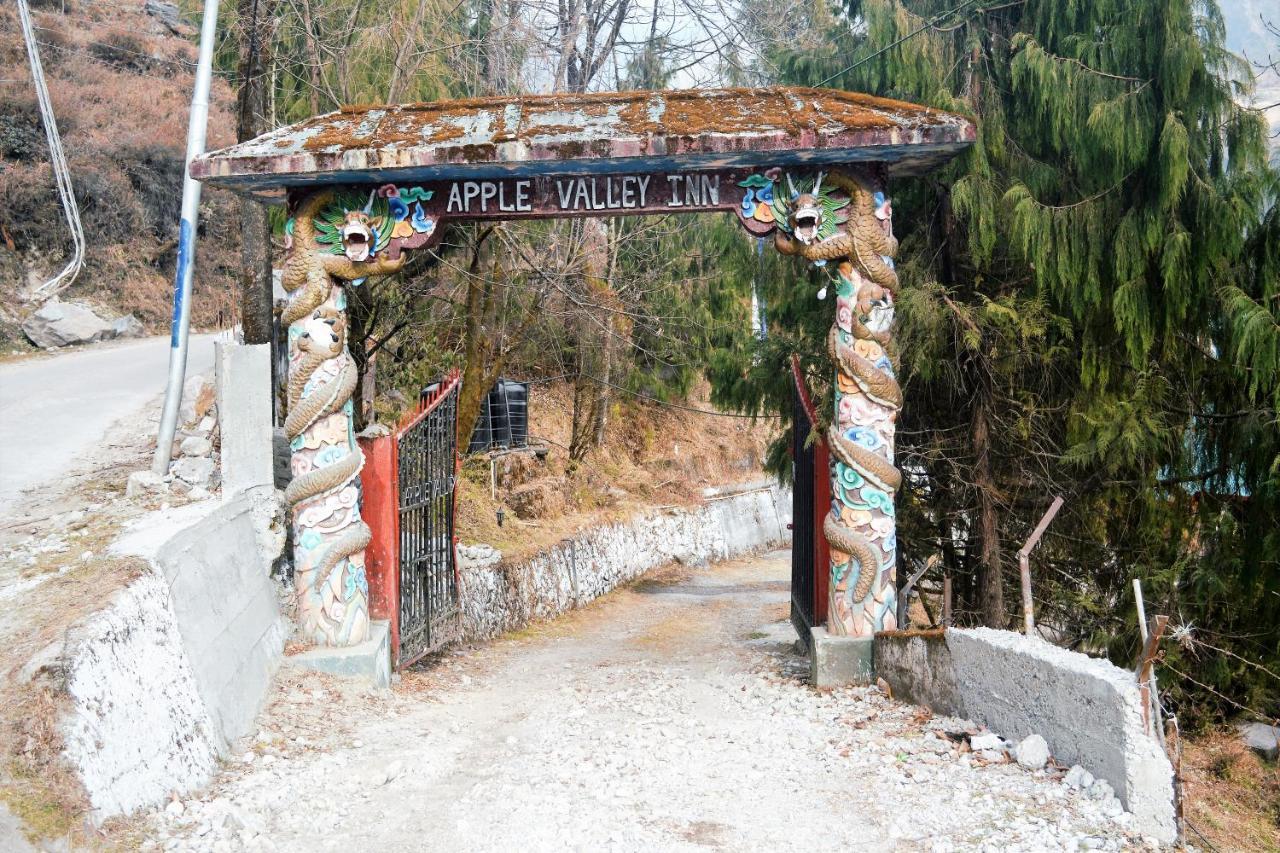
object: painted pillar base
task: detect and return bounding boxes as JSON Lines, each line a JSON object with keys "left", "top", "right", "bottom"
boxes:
{"left": 810, "top": 626, "right": 874, "bottom": 688}
{"left": 287, "top": 619, "right": 391, "bottom": 689}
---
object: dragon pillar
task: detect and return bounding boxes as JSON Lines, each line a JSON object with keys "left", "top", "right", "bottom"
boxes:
{"left": 281, "top": 190, "right": 409, "bottom": 646}
{"left": 767, "top": 169, "right": 902, "bottom": 637}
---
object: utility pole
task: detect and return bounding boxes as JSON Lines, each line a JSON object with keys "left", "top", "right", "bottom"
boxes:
{"left": 152, "top": 0, "right": 222, "bottom": 475}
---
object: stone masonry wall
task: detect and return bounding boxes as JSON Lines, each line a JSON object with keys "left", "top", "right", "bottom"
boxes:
{"left": 460, "top": 482, "right": 791, "bottom": 641}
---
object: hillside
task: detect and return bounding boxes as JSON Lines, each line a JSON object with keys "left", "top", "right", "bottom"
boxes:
{"left": 0, "top": 0, "right": 240, "bottom": 348}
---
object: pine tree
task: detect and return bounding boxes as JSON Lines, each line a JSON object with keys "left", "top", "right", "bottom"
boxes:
{"left": 715, "top": 0, "right": 1279, "bottom": 722}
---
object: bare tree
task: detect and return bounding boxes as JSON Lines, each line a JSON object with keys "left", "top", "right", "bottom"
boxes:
{"left": 236, "top": 0, "right": 277, "bottom": 346}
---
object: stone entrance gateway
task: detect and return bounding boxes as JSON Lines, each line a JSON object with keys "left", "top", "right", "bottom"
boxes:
{"left": 191, "top": 86, "right": 974, "bottom": 673}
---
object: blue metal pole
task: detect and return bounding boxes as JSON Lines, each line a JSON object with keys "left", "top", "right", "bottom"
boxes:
{"left": 152, "top": 0, "right": 221, "bottom": 475}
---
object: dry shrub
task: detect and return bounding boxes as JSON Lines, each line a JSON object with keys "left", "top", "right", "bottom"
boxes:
{"left": 0, "top": 685, "right": 86, "bottom": 842}
{"left": 88, "top": 28, "right": 161, "bottom": 76}
{"left": 114, "top": 144, "right": 184, "bottom": 239}
{"left": 1183, "top": 731, "right": 1280, "bottom": 852}
{"left": 27, "top": 0, "right": 74, "bottom": 12}
{"left": 0, "top": 101, "right": 46, "bottom": 162}
{"left": 0, "top": 162, "right": 66, "bottom": 253}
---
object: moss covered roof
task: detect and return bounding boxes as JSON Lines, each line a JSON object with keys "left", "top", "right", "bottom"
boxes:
{"left": 192, "top": 87, "right": 974, "bottom": 199}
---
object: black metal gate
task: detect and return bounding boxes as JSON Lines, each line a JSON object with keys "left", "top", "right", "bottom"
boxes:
{"left": 791, "top": 371, "right": 817, "bottom": 645}
{"left": 397, "top": 379, "right": 461, "bottom": 666}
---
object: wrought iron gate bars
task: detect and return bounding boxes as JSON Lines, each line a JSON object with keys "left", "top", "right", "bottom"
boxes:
{"left": 396, "top": 374, "right": 462, "bottom": 667}
{"left": 790, "top": 357, "right": 818, "bottom": 646}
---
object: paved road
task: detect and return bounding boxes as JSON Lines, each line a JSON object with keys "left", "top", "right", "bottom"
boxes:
{"left": 0, "top": 335, "right": 216, "bottom": 518}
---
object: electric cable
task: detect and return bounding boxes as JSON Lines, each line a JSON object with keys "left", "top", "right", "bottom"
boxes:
{"left": 814, "top": 0, "right": 982, "bottom": 88}
{"left": 17, "top": 0, "right": 85, "bottom": 301}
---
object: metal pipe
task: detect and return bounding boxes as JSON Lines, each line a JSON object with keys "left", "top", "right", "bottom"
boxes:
{"left": 152, "top": 0, "right": 221, "bottom": 474}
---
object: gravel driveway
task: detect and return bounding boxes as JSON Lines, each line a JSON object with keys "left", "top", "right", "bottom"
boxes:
{"left": 138, "top": 550, "right": 1154, "bottom": 852}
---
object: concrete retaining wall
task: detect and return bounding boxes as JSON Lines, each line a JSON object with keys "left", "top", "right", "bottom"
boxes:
{"left": 151, "top": 487, "right": 287, "bottom": 750}
{"left": 876, "top": 626, "right": 1176, "bottom": 843}
{"left": 61, "top": 572, "right": 222, "bottom": 820}
{"left": 64, "top": 488, "right": 287, "bottom": 822}
{"left": 460, "top": 482, "right": 790, "bottom": 640}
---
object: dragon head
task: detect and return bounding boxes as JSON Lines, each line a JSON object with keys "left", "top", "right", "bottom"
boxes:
{"left": 787, "top": 173, "right": 826, "bottom": 246}
{"left": 340, "top": 210, "right": 374, "bottom": 262}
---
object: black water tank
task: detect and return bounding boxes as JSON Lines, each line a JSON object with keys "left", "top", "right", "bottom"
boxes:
{"left": 423, "top": 378, "right": 528, "bottom": 453}
{"left": 486, "top": 379, "right": 528, "bottom": 450}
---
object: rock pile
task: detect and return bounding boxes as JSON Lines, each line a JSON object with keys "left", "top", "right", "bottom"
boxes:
{"left": 127, "top": 374, "right": 220, "bottom": 500}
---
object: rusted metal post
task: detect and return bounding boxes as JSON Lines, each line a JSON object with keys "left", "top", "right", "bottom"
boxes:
{"left": 1017, "top": 495, "right": 1063, "bottom": 636}
{"left": 942, "top": 574, "right": 953, "bottom": 627}
{"left": 1133, "top": 579, "right": 1165, "bottom": 746}
{"left": 897, "top": 554, "right": 938, "bottom": 630}
{"left": 1135, "top": 614, "right": 1169, "bottom": 735}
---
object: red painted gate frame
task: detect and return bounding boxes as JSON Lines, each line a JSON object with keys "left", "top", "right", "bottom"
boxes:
{"left": 791, "top": 355, "right": 831, "bottom": 626}
{"left": 358, "top": 370, "right": 462, "bottom": 669}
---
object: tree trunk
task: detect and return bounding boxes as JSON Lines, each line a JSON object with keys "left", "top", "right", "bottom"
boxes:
{"left": 236, "top": 0, "right": 274, "bottom": 346}
{"left": 972, "top": 395, "right": 1007, "bottom": 627}
{"left": 298, "top": 0, "right": 321, "bottom": 115}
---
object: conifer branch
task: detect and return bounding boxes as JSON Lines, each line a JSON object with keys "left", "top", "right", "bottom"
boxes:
{"left": 1016, "top": 172, "right": 1135, "bottom": 212}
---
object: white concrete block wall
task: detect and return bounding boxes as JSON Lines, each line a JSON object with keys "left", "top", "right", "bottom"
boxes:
{"left": 215, "top": 342, "right": 276, "bottom": 498}
{"left": 948, "top": 628, "right": 1176, "bottom": 842}
{"left": 876, "top": 627, "right": 1177, "bottom": 843}
{"left": 460, "top": 483, "right": 791, "bottom": 640}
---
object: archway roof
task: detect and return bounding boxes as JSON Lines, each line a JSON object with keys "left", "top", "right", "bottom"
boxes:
{"left": 192, "top": 87, "right": 974, "bottom": 201}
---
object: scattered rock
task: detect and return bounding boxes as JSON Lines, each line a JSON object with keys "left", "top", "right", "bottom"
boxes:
{"left": 1238, "top": 722, "right": 1279, "bottom": 761}
{"left": 1064, "top": 765, "right": 1094, "bottom": 790}
{"left": 180, "top": 435, "right": 213, "bottom": 457}
{"left": 1086, "top": 779, "right": 1115, "bottom": 801}
{"left": 126, "top": 469, "right": 168, "bottom": 499}
{"left": 22, "top": 299, "right": 113, "bottom": 348}
{"left": 179, "top": 374, "right": 215, "bottom": 428}
{"left": 144, "top": 0, "right": 188, "bottom": 34}
{"left": 1015, "top": 734, "right": 1050, "bottom": 770}
{"left": 969, "top": 732, "right": 1004, "bottom": 752}
{"left": 111, "top": 314, "right": 146, "bottom": 339}
{"left": 172, "top": 456, "right": 215, "bottom": 488}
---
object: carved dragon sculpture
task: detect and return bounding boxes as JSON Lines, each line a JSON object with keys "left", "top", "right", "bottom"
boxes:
{"left": 774, "top": 170, "right": 901, "bottom": 637}
{"left": 282, "top": 190, "right": 406, "bottom": 646}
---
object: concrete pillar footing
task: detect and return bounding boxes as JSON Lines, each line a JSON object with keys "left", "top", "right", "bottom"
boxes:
{"left": 287, "top": 620, "right": 391, "bottom": 689}
{"left": 809, "top": 627, "right": 874, "bottom": 687}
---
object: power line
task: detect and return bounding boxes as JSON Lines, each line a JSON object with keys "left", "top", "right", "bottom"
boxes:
{"left": 17, "top": 0, "right": 84, "bottom": 301}
{"left": 814, "top": 0, "right": 982, "bottom": 88}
